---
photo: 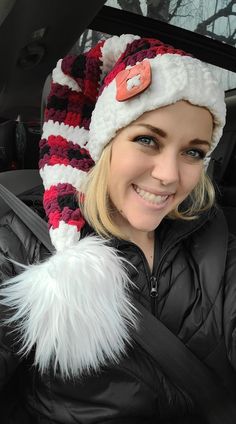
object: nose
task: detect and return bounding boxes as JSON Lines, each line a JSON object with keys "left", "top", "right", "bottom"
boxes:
{"left": 151, "top": 150, "right": 180, "bottom": 186}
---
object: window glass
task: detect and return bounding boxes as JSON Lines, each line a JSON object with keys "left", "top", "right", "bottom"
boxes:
{"left": 105, "top": 0, "right": 236, "bottom": 48}
{"left": 69, "top": 30, "right": 110, "bottom": 55}
{"left": 208, "top": 65, "right": 236, "bottom": 92}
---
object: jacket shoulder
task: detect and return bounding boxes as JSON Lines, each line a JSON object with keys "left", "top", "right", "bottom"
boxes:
{"left": 223, "top": 230, "right": 236, "bottom": 370}
{"left": 0, "top": 193, "right": 48, "bottom": 282}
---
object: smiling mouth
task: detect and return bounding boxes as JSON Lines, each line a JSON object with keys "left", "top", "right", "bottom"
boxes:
{"left": 133, "top": 184, "right": 171, "bottom": 205}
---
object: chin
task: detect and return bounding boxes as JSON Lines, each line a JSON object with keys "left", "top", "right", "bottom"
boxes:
{"left": 127, "top": 218, "right": 163, "bottom": 233}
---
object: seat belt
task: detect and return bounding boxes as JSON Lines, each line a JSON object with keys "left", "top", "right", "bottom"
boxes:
{"left": 0, "top": 183, "right": 54, "bottom": 252}
{"left": 132, "top": 300, "right": 236, "bottom": 424}
{"left": 0, "top": 183, "right": 236, "bottom": 424}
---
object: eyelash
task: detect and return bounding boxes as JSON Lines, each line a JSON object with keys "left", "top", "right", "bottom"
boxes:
{"left": 184, "top": 149, "right": 206, "bottom": 160}
{"left": 133, "top": 135, "right": 206, "bottom": 160}
{"left": 134, "top": 135, "right": 158, "bottom": 147}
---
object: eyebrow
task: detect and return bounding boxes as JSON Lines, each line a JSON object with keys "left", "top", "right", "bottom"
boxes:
{"left": 131, "top": 123, "right": 167, "bottom": 138}
{"left": 131, "top": 123, "right": 211, "bottom": 148}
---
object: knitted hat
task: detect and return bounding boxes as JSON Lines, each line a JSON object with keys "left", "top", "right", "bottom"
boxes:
{"left": 1, "top": 34, "right": 226, "bottom": 378}
{"left": 41, "top": 34, "right": 225, "bottom": 251}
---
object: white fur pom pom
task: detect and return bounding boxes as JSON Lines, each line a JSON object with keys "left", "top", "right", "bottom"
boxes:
{"left": 0, "top": 236, "right": 137, "bottom": 378}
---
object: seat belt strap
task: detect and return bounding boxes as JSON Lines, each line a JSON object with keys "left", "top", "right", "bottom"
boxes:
{"left": 0, "top": 183, "right": 54, "bottom": 253}
{"left": 132, "top": 299, "right": 236, "bottom": 424}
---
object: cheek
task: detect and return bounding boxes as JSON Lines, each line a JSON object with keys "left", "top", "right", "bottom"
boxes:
{"left": 108, "top": 156, "right": 137, "bottom": 210}
{"left": 109, "top": 147, "right": 141, "bottom": 183}
{"left": 181, "top": 165, "right": 203, "bottom": 191}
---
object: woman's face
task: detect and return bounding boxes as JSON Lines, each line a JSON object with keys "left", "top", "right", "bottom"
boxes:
{"left": 108, "top": 100, "right": 213, "bottom": 237}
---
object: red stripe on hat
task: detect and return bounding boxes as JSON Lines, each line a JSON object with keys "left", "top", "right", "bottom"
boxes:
{"left": 83, "top": 79, "right": 99, "bottom": 101}
{"left": 64, "top": 112, "right": 83, "bottom": 127}
{"left": 87, "top": 40, "right": 105, "bottom": 59}
{"left": 44, "top": 108, "right": 66, "bottom": 123}
{"left": 49, "top": 82, "right": 71, "bottom": 99}
{"left": 61, "top": 55, "right": 78, "bottom": 80}
{"left": 48, "top": 210, "right": 61, "bottom": 228}
{"left": 47, "top": 135, "right": 68, "bottom": 148}
{"left": 68, "top": 217, "right": 85, "bottom": 231}
{"left": 48, "top": 156, "right": 69, "bottom": 166}
{"left": 44, "top": 186, "right": 59, "bottom": 202}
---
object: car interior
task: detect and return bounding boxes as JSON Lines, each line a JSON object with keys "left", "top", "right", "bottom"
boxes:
{"left": 0, "top": 0, "right": 235, "bottom": 233}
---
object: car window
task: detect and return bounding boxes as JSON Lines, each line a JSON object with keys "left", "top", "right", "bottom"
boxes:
{"left": 106, "top": 0, "right": 236, "bottom": 47}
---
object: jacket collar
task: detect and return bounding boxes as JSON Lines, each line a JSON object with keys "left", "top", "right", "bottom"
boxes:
{"left": 81, "top": 207, "right": 218, "bottom": 253}
{"left": 157, "top": 207, "right": 218, "bottom": 254}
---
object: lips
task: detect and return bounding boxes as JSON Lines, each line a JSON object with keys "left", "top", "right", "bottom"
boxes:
{"left": 133, "top": 184, "right": 171, "bottom": 205}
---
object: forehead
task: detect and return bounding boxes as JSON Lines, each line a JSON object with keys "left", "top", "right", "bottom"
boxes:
{"left": 133, "top": 100, "right": 212, "bottom": 123}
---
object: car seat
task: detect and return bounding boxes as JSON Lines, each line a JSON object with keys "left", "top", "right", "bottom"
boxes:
{"left": 208, "top": 90, "right": 236, "bottom": 236}
{"left": 0, "top": 118, "right": 17, "bottom": 171}
{"left": 0, "top": 169, "right": 42, "bottom": 218}
{"left": 0, "top": 116, "right": 40, "bottom": 172}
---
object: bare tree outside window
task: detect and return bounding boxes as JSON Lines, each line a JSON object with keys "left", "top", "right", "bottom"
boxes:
{"left": 106, "top": 0, "right": 236, "bottom": 47}
{"left": 71, "top": 0, "right": 236, "bottom": 91}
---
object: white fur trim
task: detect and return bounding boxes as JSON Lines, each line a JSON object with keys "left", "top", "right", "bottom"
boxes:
{"left": 40, "top": 164, "right": 88, "bottom": 191}
{"left": 50, "top": 221, "right": 80, "bottom": 251}
{"left": 52, "top": 59, "right": 81, "bottom": 92}
{"left": 42, "top": 120, "right": 89, "bottom": 146}
{"left": 89, "top": 54, "right": 226, "bottom": 162}
{"left": 0, "top": 236, "right": 137, "bottom": 378}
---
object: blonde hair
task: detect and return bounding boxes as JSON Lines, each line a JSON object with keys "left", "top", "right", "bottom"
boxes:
{"left": 80, "top": 143, "right": 215, "bottom": 240}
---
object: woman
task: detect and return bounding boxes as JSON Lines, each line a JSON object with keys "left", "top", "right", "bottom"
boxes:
{"left": 0, "top": 34, "right": 235, "bottom": 423}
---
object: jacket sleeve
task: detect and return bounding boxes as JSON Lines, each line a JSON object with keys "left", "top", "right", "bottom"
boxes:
{"left": 223, "top": 233, "right": 236, "bottom": 371}
{"left": 0, "top": 208, "right": 47, "bottom": 271}
{"left": 0, "top": 315, "right": 21, "bottom": 390}
{"left": 0, "top": 215, "right": 31, "bottom": 390}
{"left": 0, "top": 201, "right": 47, "bottom": 390}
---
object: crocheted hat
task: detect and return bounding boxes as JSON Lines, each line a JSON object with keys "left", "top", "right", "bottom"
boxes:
{"left": 1, "top": 35, "right": 226, "bottom": 379}
{"left": 40, "top": 34, "right": 226, "bottom": 251}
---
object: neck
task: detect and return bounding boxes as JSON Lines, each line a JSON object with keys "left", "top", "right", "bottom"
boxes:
{"left": 114, "top": 212, "right": 155, "bottom": 246}
{"left": 128, "top": 230, "right": 154, "bottom": 248}
{"left": 116, "top": 219, "right": 155, "bottom": 271}
{"left": 131, "top": 232, "right": 155, "bottom": 273}
{"left": 112, "top": 211, "right": 155, "bottom": 271}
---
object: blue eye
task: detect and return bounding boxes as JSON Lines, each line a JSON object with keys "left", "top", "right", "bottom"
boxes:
{"left": 185, "top": 149, "right": 206, "bottom": 160}
{"left": 134, "top": 135, "right": 157, "bottom": 146}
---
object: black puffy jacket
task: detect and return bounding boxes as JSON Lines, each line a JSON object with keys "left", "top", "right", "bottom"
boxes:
{"left": 0, "top": 192, "right": 236, "bottom": 424}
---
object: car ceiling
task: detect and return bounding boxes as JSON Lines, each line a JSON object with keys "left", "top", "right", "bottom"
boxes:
{"left": 0, "top": 0, "right": 106, "bottom": 121}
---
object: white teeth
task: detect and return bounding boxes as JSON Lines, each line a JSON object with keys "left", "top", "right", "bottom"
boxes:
{"left": 134, "top": 186, "right": 169, "bottom": 204}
